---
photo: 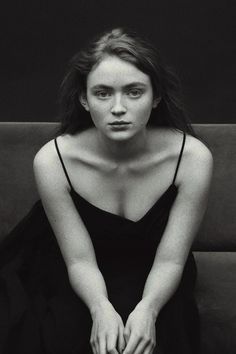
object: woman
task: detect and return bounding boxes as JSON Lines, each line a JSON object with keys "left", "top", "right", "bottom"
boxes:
{"left": 0, "top": 28, "right": 213, "bottom": 354}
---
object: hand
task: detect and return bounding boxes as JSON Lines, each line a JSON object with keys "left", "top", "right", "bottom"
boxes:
{"left": 123, "top": 302, "right": 157, "bottom": 354}
{"left": 90, "top": 300, "right": 126, "bottom": 354}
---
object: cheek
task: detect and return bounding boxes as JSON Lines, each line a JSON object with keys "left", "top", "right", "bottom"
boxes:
{"left": 87, "top": 97, "right": 109, "bottom": 114}
{"left": 88, "top": 105, "right": 107, "bottom": 127}
{"left": 134, "top": 93, "right": 154, "bottom": 109}
{"left": 134, "top": 100, "right": 153, "bottom": 119}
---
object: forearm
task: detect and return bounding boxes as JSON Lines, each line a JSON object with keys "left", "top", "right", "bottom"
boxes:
{"left": 139, "top": 261, "right": 184, "bottom": 317}
{"left": 68, "top": 260, "right": 110, "bottom": 316}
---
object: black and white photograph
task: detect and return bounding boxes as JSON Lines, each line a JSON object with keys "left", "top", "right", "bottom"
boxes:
{"left": 0, "top": 1, "right": 235, "bottom": 353}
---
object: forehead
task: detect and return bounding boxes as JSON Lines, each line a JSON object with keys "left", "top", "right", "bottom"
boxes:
{"left": 87, "top": 55, "right": 151, "bottom": 87}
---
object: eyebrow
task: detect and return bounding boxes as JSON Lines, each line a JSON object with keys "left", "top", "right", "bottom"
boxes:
{"left": 91, "top": 82, "right": 147, "bottom": 90}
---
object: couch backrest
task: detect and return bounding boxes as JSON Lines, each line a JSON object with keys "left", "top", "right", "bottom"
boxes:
{"left": 1, "top": 122, "right": 236, "bottom": 251}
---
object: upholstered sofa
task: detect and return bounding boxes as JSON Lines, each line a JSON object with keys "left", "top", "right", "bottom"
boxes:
{"left": 0, "top": 122, "right": 236, "bottom": 353}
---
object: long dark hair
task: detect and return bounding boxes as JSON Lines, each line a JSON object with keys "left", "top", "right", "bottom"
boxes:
{"left": 58, "top": 27, "right": 196, "bottom": 137}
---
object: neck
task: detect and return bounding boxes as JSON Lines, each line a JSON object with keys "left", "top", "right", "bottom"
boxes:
{"left": 96, "top": 129, "right": 149, "bottom": 162}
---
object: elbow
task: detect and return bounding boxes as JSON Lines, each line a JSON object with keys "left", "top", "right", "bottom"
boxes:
{"left": 154, "top": 259, "right": 185, "bottom": 275}
{"left": 67, "top": 257, "right": 97, "bottom": 276}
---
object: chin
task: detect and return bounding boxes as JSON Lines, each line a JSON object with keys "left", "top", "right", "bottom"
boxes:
{"left": 105, "top": 130, "right": 136, "bottom": 141}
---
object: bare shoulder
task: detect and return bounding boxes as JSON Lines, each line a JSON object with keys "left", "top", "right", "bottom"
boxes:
{"left": 33, "top": 129, "right": 88, "bottom": 168}
{"left": 183, "top": 132, "right": 214, "bottom": 181}
{"left": 33, "top": 138, "right": 63, "bottom": 182}
{"left": 184, "top": 133, "right": 213, "bottom": 164}
{"left": 34, "top": 138, "right": 58, "bottom": 167}
{"left": 33, "top": 136, "right": 69, "bottom": 194}
{"left": 33, "top": 129, "right": 95, "bottom": 192}
{"left": 151, "top": 127, "right": 213, "bottom": 187}
{"left": 150, "top": 127, "right": 213, "bottom": 162}
{"left": 171, "top": 129, "right": 214, "bottom": 190}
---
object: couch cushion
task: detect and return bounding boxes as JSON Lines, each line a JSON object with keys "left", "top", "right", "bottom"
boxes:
{"left": 194, "top": 251, "right": 236, "bottom": 353}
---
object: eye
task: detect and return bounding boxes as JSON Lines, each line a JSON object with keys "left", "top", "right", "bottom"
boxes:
{"left": 94, "top": 91, "right": 111, "bottom": 99}
{"left": 127, "top": 89, "right": 143, "bottom": 98}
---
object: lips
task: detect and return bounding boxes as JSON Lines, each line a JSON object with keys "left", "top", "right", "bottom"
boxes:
{"left": 109, "top": 121, "right": 131, "bottom": 125}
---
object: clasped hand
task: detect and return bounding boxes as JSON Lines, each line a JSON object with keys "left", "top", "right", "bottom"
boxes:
{"left": 90, "top": 301, "right": 157, "bottom": 354}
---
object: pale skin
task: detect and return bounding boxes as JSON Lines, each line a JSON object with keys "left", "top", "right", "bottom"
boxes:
{"left": 33, "top": 56, "right": 213, "bottom": 354}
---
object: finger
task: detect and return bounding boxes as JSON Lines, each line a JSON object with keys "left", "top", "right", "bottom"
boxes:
{"left": 94, "top": 339, "right": 99, "bottom": 354}
{"left": 90, "top": 339, "right": 97, "bottom": 354}
{"left": 98, "top": 335, "right": 107, "bottom": 354}
{"left": 133, "top": 340, "right": 149, "bottom": 354}
{"left": 143, "top": 343, "right": 156, "bottom": 354}
{"left": 118, "top": 326, "right": 126, "bottom": 353}
{"left": 90, "top": 340, "right": 97, "bottom": 354}
{"left": 106, "top": 334, "right": 119, "bottom": 354}
{"left": 94, "top": 333, "right": 99, "bottom": 354}
{"left": 90, "top": 326, "right": 97, "bottom": 354}
{"left": 123, "top": 326, "right": 131, "bottom": 345}
{"left": 123, "top": 333, "right": 140, "bottom": 354}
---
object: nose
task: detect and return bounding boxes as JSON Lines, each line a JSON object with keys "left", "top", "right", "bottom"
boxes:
{"left": 110, "top": 94, "right": 127, "bottom": 116}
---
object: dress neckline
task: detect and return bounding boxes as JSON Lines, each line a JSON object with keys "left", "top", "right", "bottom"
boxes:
{"left": 70, "top": 183, "right": 178, "bottom": 224}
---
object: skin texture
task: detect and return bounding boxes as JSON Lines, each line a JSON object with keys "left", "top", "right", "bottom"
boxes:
{"left": 33, "top": 55, "right": 213, "bottom": 354}
{"left": 80, "top": 55, "right": 160, "bottom": 144}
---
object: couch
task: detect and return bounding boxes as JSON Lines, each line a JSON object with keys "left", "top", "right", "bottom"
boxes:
{"left": 0, "top": 122, "right": 236, "bottom": 353}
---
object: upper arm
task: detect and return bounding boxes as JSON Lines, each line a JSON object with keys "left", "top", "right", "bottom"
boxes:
{"left": 33, "top": 141, "right": 97, "bottom": 268}
{"left": 155, "top": 136, "right": 214, "bottom": 266}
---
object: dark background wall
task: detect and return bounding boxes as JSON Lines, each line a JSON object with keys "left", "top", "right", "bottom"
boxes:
{"left": 1, "top": 0, "right": 235, "bottom": 123}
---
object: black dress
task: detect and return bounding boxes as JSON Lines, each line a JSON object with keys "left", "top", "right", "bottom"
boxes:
{"left": 0, "top": 132, "right": 200, "bottom": 354}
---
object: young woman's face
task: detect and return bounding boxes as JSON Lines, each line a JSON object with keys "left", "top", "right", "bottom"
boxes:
{"left": 81, "top": 55, "right": 159, "bottom": 141}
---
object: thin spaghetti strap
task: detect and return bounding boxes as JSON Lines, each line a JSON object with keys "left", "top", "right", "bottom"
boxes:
{"left": 54, "top": 138, "right": 74, "bottom": 191}
{"left": 172, "top": 132, "right": 186, "bottom": 184}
